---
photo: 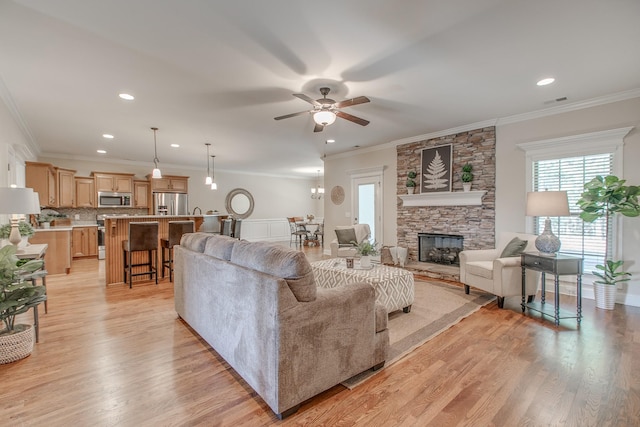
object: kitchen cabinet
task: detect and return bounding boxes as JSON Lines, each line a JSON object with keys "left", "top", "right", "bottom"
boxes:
{"left": 75, "top": 177, "right": 95, "bottom": 208}
{"left": 57, "top": 167, "right": 76, "bottom": 207}
{"left": 26, "top": 161, "right": 57, "bottom": 207}
{"left": 93, "top": 172, "right": 134, "bottom": 193}
{"left": 134, "top": 180, "right": 150, "bottom": 208}
{"left": 72, "top": 226, "right": 98, "bottom": 258}
{"left": 29, "top": 229, "right": 72, "bottom": 274}
{"left": 147, "top": 174, "right": 189, "bottom": 193}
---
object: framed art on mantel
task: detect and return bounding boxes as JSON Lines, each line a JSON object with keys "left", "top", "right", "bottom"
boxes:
{"left": 421, "top": 144, "right": 452, "bottom": 193}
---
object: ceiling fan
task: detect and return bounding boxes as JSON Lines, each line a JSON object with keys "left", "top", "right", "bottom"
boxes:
{"left": 274, "top": 87, "right": 370, "bottom": 132}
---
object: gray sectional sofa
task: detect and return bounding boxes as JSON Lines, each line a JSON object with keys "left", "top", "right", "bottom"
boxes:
{"left": 173, "top": 233, "right": 389, "bottom": 419}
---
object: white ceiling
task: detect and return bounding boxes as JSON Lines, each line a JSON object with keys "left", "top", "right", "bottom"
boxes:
{"left": 1, "top": 0, "right": 639, "bottom": 178}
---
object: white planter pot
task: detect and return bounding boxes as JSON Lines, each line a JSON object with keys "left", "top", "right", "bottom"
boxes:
{"left": 594, "top": 283, "right": 616, "bottom": 310}
{"left": 360, "top": 255, "right": 371, "bottom": 269}
{"left": 407, "top": 187, "right": 415, "bottom": 194}
{"left": 463, "top": 183, "right": 472, "bottom": 192}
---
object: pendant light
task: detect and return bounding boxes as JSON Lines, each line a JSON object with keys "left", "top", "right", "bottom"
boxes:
{"left": 310, "top": 170, "right": 324, "bottom": 199}
{"left": 210, "top": 155, "right": 217, "bottom": 190}
{"left": 151, "top": 127, "right": 162, "bottom": 179}
{"left": 204, "top": 143, "right": 212, "bottom": 185}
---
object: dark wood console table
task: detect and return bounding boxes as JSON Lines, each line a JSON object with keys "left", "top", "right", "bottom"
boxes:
{"left": 521, "top": 252, "right": 583, "bottom": 326}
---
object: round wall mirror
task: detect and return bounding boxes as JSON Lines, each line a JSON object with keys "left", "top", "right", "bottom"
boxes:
{"left": 225, "top": 188, "right": 254, "bottom": 219}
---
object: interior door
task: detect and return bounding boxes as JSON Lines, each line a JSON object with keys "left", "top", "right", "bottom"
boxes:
{"left": 352, "top": 174, "right": 383, "bottom": 244}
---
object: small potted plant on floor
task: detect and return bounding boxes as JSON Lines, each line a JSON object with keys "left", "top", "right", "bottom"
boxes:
{"left": 577, "top": 175, "right": 639, "bottom": 310}
{"left": 0, "top": 244, "right": 46, "bottom": 364}
{"left": 461, "top": 164, "right": 474, "bottom": 192}
{"left": 406, "top": 171, "right": 417, "bottom": 194}
{"left": 352, "top": 239, "right": 379, "bottom": 269}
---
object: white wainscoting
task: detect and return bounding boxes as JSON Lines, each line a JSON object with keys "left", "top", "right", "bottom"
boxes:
{"left": 239, "top": 218, "right": 290, "bottom": 242}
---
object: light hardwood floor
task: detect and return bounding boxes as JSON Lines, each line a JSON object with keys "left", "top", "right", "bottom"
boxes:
{"left": 2, "top": 244, "right": 639, "bottom": 426}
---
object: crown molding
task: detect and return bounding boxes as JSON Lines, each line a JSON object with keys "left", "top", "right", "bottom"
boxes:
{"left": 0, "top": 75, "right": 40, "bottom": 159}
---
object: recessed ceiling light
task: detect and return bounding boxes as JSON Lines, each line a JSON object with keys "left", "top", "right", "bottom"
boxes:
{"left": 536, "top": 78, "right": 555, "bottom": 86}
{"left": 97, "top": 149, "right": 107, "bottom": 154}
{"left": 326, "top": 139, "right": 335, "bottom": 143}
{"left": 170, "top": 144, "right": 180, "bottom": 148}
{"left": 102, "top": 134, "right": 114, "bottom": 139}
{"left": 119, "top": 93, "right": 135, "bottom": 100}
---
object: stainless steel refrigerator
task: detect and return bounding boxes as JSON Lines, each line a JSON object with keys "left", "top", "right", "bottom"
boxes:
{"left": 153, "top": 193, "right": 189, "bottom": 215}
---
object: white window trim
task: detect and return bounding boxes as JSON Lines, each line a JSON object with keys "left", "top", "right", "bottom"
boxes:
{"left": 517, "top": 126, "right": 632, "bottom": 262}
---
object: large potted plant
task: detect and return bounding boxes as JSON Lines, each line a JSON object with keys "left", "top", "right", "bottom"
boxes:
{"left": 577, "top": 175, "right": 639, "bottom": 310}
{"left": 0, "top": 245, "right": 46, "bottom": 364}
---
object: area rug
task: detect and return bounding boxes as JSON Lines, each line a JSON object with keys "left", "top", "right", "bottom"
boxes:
{"left": 341, "top": 279, "right": 495, "bottom": 388}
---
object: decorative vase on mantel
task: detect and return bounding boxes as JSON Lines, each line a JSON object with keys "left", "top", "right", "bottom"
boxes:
{"left": 407, "top": 186, "right": 415, "bottom": 195}
{"left": 462, "top": 183, "right": 472, "bottom": 192}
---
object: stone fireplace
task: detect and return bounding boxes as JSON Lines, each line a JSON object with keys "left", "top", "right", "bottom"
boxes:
{"left": 396, "top": 126, "right": 496, "bottom": 263}
{"left": 418, "top": 233, "right": 464, "bottom": 265}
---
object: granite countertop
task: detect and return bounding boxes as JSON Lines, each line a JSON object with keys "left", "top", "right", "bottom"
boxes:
{"left": 103, "top": 214, "right": 204, "bottom": 219}
{"left": 33, "top": 222, "right": 99, "bottom": 232}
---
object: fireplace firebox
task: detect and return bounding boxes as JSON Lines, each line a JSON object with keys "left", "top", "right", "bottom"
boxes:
{"left": 418, "top": 233, "right": 464, "bottom": 265}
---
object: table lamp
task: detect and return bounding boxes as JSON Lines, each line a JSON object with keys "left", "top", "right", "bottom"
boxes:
{"left": 0, "top": 187, "right": 40, "bottom": 248}
{"left": 526, "top": 190, "right": 570, "bottom": 255}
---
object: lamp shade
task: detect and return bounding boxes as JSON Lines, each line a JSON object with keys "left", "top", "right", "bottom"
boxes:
{"left": 0, "top": 187, "right": 39, "bottom": 215}
{"left": 313, "top": 110, "right": 336, "bottom": 126}
{"left": 526, "top": 191, "right": 570, "bottom": 217}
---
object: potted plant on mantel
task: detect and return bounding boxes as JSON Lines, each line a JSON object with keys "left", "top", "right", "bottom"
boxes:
{"left": 406, "top": 171, "right": 417, "bottom": 194}
{"left": 0, "top": 244, "right": 46, "bottom": 364}
{"left": 352, "top": 239, "right": 379, "bottom": 269}
{"left": 577, "top": 175, "right": 639, "bottom": 310}
{"left": 461, "top": 163, "right": 474, "bottom": 192}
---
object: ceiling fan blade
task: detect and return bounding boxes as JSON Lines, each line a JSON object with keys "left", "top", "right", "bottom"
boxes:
{"left": 334, "top": 96, "right": 370, "bottom": 109}
{"left": 313, "top": 123, "right": 324, "bottom": 133}
{"left": 336, "top": 111, "right": 370, "bottom": 126}
{"left": 293, "top": 93, "right": 321, "bottom": 107}
{"left": 274, "top": 110, "right": 309, "bottom": 120}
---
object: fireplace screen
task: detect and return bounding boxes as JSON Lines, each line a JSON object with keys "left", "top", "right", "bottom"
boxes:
{"left": 418, "top": 233, "right": 464, "bottom": 265}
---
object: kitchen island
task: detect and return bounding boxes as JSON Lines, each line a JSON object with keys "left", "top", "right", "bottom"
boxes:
{"left": 104, "top": 215, "right": 204, "bottom": 286}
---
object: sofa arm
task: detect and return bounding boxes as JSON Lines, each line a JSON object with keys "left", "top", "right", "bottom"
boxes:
{"left": 493, "top": 256, "right": 522, "bottom": 270}
{"left": 330, "top": 239, "right": 339, "bottom": 257}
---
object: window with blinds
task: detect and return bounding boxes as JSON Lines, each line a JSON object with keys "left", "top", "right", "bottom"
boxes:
{"left": 533, "top": 153, "right": 613, "bottom": 273}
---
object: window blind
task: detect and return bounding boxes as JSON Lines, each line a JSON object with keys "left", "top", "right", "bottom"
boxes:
{"left": 533, "top": 153, "right": 613, "bottom": 273}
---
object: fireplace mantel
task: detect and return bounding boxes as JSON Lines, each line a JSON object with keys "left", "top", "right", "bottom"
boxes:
{"left": 398, "top": 190, "right": 486, "bottom": 207}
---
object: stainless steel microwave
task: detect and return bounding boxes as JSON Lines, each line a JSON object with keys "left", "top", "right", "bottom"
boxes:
{"left": 98, "top": 191, "right": 132, "bottom": 208}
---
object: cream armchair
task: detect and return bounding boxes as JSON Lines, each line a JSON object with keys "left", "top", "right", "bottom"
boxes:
{"left": 459, "top": 232, "right": 541, "bottom": 308}
{"left": 330, "top": 224, "right": 371, "bottom": 257}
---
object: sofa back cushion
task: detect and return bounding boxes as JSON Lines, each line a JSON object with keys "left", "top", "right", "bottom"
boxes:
{"left": 203, "top": 234, "right": 237, "bottom": 260}
{"left": 180, "top": 232, "right": 212, "bottom": 253}
{"left": 230, "top": 240, "right": 317, "bottom": 302}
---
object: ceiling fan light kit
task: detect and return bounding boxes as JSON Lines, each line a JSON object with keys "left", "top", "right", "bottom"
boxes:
{"left": 275, "top": 87, "right": 370, "bottom": 132}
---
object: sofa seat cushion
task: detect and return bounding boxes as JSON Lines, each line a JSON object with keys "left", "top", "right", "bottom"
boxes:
{"left": 180, "top": 232, "right": 212, "bottom": 253}
{"left": 230, "top": 240, "right": 317, "bottom": 302}
{"left": 465, "top": 261, "right": 494, "bottom": 279}
{"left": 204, "top": 234, "right": 237, "bottom": 260}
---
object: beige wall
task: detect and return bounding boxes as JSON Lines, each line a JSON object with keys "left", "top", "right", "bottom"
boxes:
{"left": 324, "top": 146, "right": 397, "bottom": 248}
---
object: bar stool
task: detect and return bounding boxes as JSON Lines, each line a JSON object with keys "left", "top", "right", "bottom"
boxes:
{"left": 161, "top": 220, "right": 194, "bottom": 282}
{"left": 122, "top": 222, "right": 159, "bottom": 288}
{"left": 233, "top": 218, "right": 242, "bottom": 239}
